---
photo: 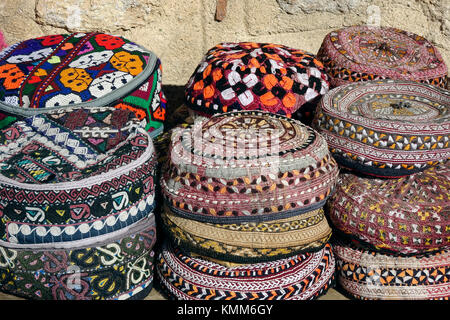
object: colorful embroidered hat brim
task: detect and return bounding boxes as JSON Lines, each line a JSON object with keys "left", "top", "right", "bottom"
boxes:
{"left": 163, "top": 110, "right": 339, "bottom": 224}
{"left": 0, "top": 33, "right": 166, "bottom": 138}
{"left": 0, "top": 107, "right": 157, "bottom": 246}
{"left": 156, "top": 241, "right": 335, "bottom": 300}
{"left": 161, "top": 205, "right": 332, "bottom": 263}
{"left": 0, "top": 217, "right": 156, "bottom": 300}
{"left": 334, "top": 240, "right": 450, "bottom": 300}
{"left": 317, "top": 25, "right": 448, "bottom": 89}
{"left": 313, "top": 80, "right": 450, "bottom": 177}
{"left": 185, "top": 42, "right": 329, "bottom": 119}
{"left": 326, "top": 162, "right": 450, "bottom": 256}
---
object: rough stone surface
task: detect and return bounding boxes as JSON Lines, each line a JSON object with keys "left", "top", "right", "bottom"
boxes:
{"left": 0, "top": 0, "right": 448, "bottom": 86}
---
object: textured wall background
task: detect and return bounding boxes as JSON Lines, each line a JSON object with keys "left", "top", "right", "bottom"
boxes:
{"left": 0, "top": 0, "right": 449, "bottom": 86}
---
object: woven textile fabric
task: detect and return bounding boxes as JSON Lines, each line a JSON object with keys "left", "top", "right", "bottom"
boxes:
{"left": 0, "top": 218, "right": 156, "bottom": 300}
{"left": 327, "top": 162, "right": 450, "bottom": 255}
{"left": 317, "top": 25, "right": 448, "bottom": 89}
{"left": 313, "top": 80, "right": 450, "bottom": 177}
{"left": 0, "top": 33, "right": 166, "bottom": 137}
{"left": 185, "top": 42, "right": 329, "bottom": 119}
{"left": 334, "top": 240, "right": 450, "bottom": 300}
{"left": 161, "top": 205, "right": 332, "bottom": 263}
{"left": 0, "top": 107, "right": 157, "bottom": 246}
{"left": 162, "top": 110, "right": 339, "bottom": 224}
{"left": 156, "top": 241, "right": 335, "bottom": 300}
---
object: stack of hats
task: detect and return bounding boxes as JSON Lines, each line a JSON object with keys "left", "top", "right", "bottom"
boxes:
{"left": 184, "top": 42, "right": 330, "bottom": 124}
{"left": 0, "top": 32, "right": 164, "bottom": 300}
{"left": 314, "top": 25, "right": 450, "bottom": 300}
{"left": 328, "top": 164, "right": 449, "bottom": 300}
{"left": 156, "top": 109, "right": 340, "bottom": 300}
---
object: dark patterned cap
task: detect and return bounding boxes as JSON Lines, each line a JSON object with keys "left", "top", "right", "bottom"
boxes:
{"left": 185, "top": 42, "right": 330, "bottom": 120}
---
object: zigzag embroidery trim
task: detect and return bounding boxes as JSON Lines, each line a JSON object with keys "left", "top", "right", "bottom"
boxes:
{"left": 324, "top": 132, "right": 449, "bottom": 164}
{"left": 25, "top": 115, "right": 99, "bottom": 162}
{"left": 157, "top": 244, "right": 335, "bottom": 299}
{"left": 0, "top": 162, "right": 155, "bottom": 204}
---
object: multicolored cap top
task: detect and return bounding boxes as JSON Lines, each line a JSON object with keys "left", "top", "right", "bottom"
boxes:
{"left": 318, "top": 25, "right": 448, "bottom": 88}
{"left": 185, "top": 42, "right": 329, "bottom": 118}
{"left": 170, "top": 110, "right": 332, "bottom": 174}
{"left": 0, "top": 33, "right": 158, "bottom": 115}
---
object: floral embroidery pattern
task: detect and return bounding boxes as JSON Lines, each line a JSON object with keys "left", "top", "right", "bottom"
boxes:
{"left": 94, "top": 34, "right": 125, "bottom": 50}
{"left": 110, "top": 51, "right": 144, "bottom": 76}
{"left": 59, "top": 67, "right": 93, "bottom": 92}
{"left": 0, "top": 32, "right": 166, "bottom": 136}
{"left": 0, "top": 64, "right": 25, "bottom": 90}
{"left": 37, "top": 34, "right": 65, "bottom": 47}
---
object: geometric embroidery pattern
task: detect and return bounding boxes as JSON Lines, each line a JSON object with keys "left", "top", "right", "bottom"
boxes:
{"left": 327, "top": 163, "right": 450, "bottom": 255}
{"left": 161, "top": 205, "right": 332, "bottom": 263}
{"left": 334, "top": 240, "right": 450, "bottom": 300}
{"left": 313, "top": 80, "right": 450, "bottom": 177}
{"left": 185, "top": 42, "right": 329, "bottom": 120}
{"left": 163, "top": 110, "right": 339, "bottom": 224}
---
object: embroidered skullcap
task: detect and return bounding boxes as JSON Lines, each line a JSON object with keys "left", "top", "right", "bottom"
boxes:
{"left": 162, "top": 110, "right": 339, "bottom": 224}
{"left": 317, "top": 25, "right": 448, "bottom": 89}
{"left": 161, "top": 204, "right": 332, "bottom": 263}
{"left": 313, "top": 80, "right": 450, "bottom": 177}
{"left": 334, "top": 239, "right": 450, "bottom": 300}
{"left": 0, "top": 217, "right": 157, "bottom": 300}
{"left": 0, "top": 107, "right": 157, "bottom": 246}
{"left": 327, "top": 162, "right": 450, "bottom": 255}
{"left": 156, "top": 241, "right": 335, "bottom": 300}
{"left": 185, "top": 42, "right": 329, "bottom": 120}
{"left": 0, "top": 33, "right": 166, "bottom": 137}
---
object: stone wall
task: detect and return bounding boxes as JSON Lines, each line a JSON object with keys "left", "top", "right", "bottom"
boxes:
{"left": 0, "top": 0, "right": 449, "bottom": 86}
